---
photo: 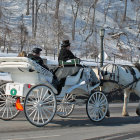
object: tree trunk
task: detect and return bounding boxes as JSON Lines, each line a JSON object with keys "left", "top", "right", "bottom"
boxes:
{"left": 72, "top": 2, "right": 79, "bottom": 40}
{"left": 123, "top": 0, "right": 127, "bottom": 21}
{"left": 85, "top": 0, "right": 98, "bottom": 41}
{"left": 3, "top": 33, "right": 6, "bottom": 52}
{"left": 55, "top": 0, "right": 61, "bottom": 19}
{"left": 54, "top": 0, "right": 61, "bottom": 56}
{"left": 32, "top": 0, "right": 35, "bottom": 38}
{"left": 20, "top": 15, "right": 24, "bottom": 52}
{"left": 34, "top": 0, "right": 38, "bottom": 38}
{"left": 26, "top": 0, "right": 30, "bottom": 15}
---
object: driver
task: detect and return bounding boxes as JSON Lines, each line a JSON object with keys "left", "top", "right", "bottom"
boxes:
{"left": 58, "top": 40, "right": 79, "bottom": 62}
{"left": 55, "top": 40, "right": 82, "bottom": 93}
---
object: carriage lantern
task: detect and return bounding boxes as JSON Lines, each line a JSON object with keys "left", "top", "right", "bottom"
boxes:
{"left": 99, "top": 28, "right": 105, "bottom": 67}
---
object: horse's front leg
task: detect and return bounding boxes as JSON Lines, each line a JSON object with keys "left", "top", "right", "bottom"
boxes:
{"left": 122, "top": 89, "right": 130, "bottom": 116}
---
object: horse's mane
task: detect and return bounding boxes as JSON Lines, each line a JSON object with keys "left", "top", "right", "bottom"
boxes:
{"left": 134, "top": 62, "right": 140, "bottom": 72}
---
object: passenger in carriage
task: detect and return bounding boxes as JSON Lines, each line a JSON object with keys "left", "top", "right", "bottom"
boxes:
{"left": 28, "top": 48, "right": 49, "bottom": 71}
{"left": 28, "top": 48, "right": 60, "bottom": 88}
{"left": 18, "top": 51, "right": 27, "bottom": 57}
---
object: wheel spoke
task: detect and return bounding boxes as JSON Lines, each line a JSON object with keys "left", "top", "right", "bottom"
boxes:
{"left": 100, "top": 98, "right": 106, "bottom": 104}
{"left": 39, "top": 88, "right": 44, "bottom": 100}
{"left": 41, "top": 107, "right": 49, "bottom": 120}
{"left": 29, "top": 108, "right": 36, "bottom": 117}
{"left": 40, "top": 110, "right": 44, "bottom": 124}
{"left": 43, "top": 100, "right": 54, "bottom": 105}
{"left": 99, "top": 94, "right": 104, "bottom": 102}
{"left": 0, "top": 105, "right": 5, "bottom": 111}
{"left": 9, "top": 106, "right": 13, "bottom": 117}
{"left": 0, "top": 102, "right": 5, "bottom": 107}
{"left": 43, "top": 106, "right": 52, "bottom": 115}
{"left": 97, "top": 93, "right": 101, "bottom": 102}
{"left": 37, "top": 109, "right": 40, "bottom": 124}
{"left": 88, "top": 101, "right": 96, "bottom": 106}
{"left": 100, "top": 102, "right": 107, "bottom": 107}
{"left": 42, "top": 89, "right": 48, "bottom": 101}
{"left": 33, "top": 110, "right": 37, "bottom": 122}
{"left": 2, "top": 107, "right": 6, "bottom": 118}
{"left": 26, "top": 106, "right": 35, "bottom": 111}
{"left": 0, "top": 95, "right": 6, "bottom": 100}
{"left": 43, "top": 94, "right": 53, "bottom": 102}
{"left": 6, "top": 106, "right": 9, "bottom": 118}
{"left": 99, "top": 108, "right": 104, "bottom": 116}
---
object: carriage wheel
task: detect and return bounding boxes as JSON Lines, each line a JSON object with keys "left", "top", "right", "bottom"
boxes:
{"left": 24, "top": 84, "right": 56, "bottom": 127}
{"left": 86, "top": 91, "right": 108, "bottom": 122}
{"left": 57, "top": 93, "right": 75, "bottom": 118}
{"left": 0, "top": 83, "right": 20, "bottom": 120}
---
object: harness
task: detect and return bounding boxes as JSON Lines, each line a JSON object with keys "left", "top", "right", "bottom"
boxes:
{"left": 123, "top": 65, "right": 137, "bottom": 81}
{"left": 101, "top": 64, "right": 120, "bottom": 84}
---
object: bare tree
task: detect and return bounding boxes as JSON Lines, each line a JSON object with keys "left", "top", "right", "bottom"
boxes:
{"left": 84, "top": 0, "right": 99, "bottom": 42}
{"left": 71, "top": 0, "right": 80, "bottom": 40}
{"left": 18, "top": 15, "right": 28, "bottom": 52}
{"left": 3, "top": 26, "right": 11, "bottom": 52}
{"left": 54, "top": 0, "right": 61, "bottom": 19}
{"left": 123, "top": 0, "right": 128, "bottom": 21}
{"left": 34, "top": 0, "right": 38, "bottom": 38}
{"left": 26, "top": 0, "right": 30, "bottom": 15}
{"left": 104, "top": 0, "right": 111, "bottom": 24}
{"left": 136, "top": 7, "right": 140, "bottom": 37}
{"left": 54, "top": 0, "right": 61, "bottom": 55}
{"left": 32, "top": 0, "right": 35, "bottom": 37}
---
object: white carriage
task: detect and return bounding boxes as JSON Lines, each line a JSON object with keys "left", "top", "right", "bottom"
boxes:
{"left": 0, "top": 57, "right": 108, "bottom": 127}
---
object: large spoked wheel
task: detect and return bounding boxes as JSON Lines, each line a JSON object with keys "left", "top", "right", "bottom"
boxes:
{"left": 57, "top": 93, "right": 75, "bottom": 118}
{"left": 24, "top": 84, "right": 57, "bottom": 127}
{"left": 86, "top": 91, "right": 108, "bottom": 122}
{"left": 0, "top": 83, "right": 20, "bottom": 120}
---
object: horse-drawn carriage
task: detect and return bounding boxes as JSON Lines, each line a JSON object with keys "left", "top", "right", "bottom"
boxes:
{"left": 0, "top": 57, "right": 108, "bottom": 127}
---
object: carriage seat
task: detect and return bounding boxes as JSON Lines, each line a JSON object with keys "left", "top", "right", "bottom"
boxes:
{"left": 59, "top": 59, "right": 80, "bottom": 67}
{"left": 65, "top": 68, "right": 83, "bottom": 86}
{"left": 0, "top": 57, "right": 53, "bottom": 84}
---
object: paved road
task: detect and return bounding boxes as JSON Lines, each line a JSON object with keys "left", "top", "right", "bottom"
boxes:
{"left": 0, "top": 103, "right": 140, "bottom": 140}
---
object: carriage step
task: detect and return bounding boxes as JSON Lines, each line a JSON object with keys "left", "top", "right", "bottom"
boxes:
{"left": 75, "top": 99, "right": 87, "bottom": 105}
{"left": 75, "top": 95, "right": 89, "bottom": 100}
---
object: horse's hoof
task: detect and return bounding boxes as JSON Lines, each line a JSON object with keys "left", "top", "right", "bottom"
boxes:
{"left": 122, "top": 113, "right": 129, "bottom": 116}
{"left": 106, "top": 110, "right": 110, "bottom": 117}
{"left": 136, "top": 108, "right": 140, "bottom": 116}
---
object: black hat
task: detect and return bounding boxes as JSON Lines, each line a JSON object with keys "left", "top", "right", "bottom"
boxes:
{"left": 32, "top": 48, "right": 42, "bottom": 54}
{"left": 61, "top": 40, "right": 70, "bottom": 48}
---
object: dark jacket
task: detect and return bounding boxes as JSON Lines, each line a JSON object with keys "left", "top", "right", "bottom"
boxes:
{"left": 58, "top": 48, "right": 77, "bottom": 62}
{"left": 28, "top": 54, "right": 49, "bottom": 70}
